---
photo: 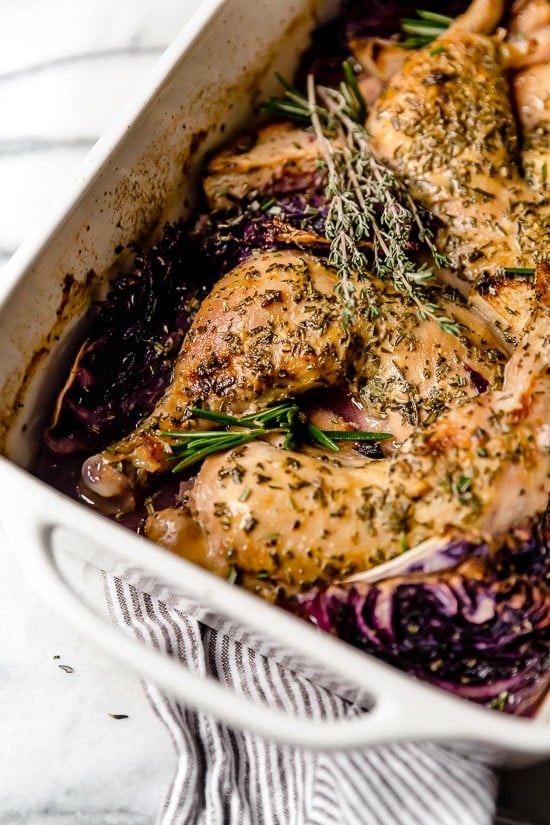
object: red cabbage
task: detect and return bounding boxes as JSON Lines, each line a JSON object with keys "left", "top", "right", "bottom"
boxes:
{"left": 295, "top": 520, "right": 550, "bottom": 715}
{"left": 296, "top": 1, "right": 471, "bottom": 88}
{"left": 189, "top": 185, "right": 328, "bottom": 279}
{"left": 45, "top": 223, "right": 214, "bottom": 454}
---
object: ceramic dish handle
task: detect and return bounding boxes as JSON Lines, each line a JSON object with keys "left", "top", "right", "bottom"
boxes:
{"left": 4, "top": 471, "right": 500, "bottom": 752}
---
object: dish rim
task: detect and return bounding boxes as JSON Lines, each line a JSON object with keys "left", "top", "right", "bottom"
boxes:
{"left": 1, "top": 0, "right": 549, "bottom": 757}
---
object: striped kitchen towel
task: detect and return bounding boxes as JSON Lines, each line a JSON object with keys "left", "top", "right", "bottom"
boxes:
{"left": 105, "top": 574, "right": 497, "bottom": 825}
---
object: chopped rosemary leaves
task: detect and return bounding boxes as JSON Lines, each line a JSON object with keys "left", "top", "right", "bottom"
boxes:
{"left": 501, "top": 267, "right": 535, "bottom": 276}
{"left": 263, "top": 70, "right": 458, "bottom": 334}
{"left": 160, "top": 403, "right": 392, "bottom": 472}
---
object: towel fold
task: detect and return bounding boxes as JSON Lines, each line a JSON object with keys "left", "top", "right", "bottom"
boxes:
{"left": 104, "top": 574, "right": 497, "bottom": 825}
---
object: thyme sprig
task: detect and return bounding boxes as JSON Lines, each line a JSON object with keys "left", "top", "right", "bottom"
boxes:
{"left": 263, "top": 68, "right": 458, "bottom": 334}
{"left": 160, "top": 402, "right": 392, "bottom": 472}
{"left": 309, "top": 75, "right": 459, "bottom": 332}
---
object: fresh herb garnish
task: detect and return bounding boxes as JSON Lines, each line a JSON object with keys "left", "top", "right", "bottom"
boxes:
{"left": 262, "top": 70, "right": 458, "bottom": 334}
{"left": 488, "top": 691, "right": 509, "bottom": 712}
{"left": 501, "top": 267, "right": 536, "bottom": 276}
{"left": 262, "top": 73, "right": 313, "bottom": 124}
{"left": 400, "top": 10, "right": 452, "bottom": 49}
{"left": 160, "top": 402, "right": 392, "bottom": 472}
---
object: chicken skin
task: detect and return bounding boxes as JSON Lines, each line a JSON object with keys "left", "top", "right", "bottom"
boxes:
{"left": 77, "top": 0, "right": 550, "bottom": 604}
{"left": 146, "top": 268, "right": 550, "bottom": 600}
{"left": 202, "top": 121, "right": 323, "bottom": 211}
{"left": 514, "top": 62, "right": 550, "bottom": 196}
{"left": 80, "top": 251, "right": 352, "bottom": 502}
{"left": 367, "top": 28, "right": 550, "bottom": 282}
{"left": 80, "top": 249, "right": 506, "bottom": 505}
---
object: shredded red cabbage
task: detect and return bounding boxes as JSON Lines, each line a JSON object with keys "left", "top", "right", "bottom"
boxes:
{"left": 45, "top": 223, "right": 214, "bottom": 454}
{"left": 296, "top": 1, "right": 471, "bottom": 87}
{"left": 189, "top": 186, "right": 328, "bottom": 278}
{"left": 295, "top": 521, "right": 550, "bottom": 715}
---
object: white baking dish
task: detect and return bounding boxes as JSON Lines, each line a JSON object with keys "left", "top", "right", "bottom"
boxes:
{"left": 1, "top": 0, "right": 549, "bottom": 764}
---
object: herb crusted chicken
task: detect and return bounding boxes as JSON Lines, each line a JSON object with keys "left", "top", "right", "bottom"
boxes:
{"left": 38, "top": 0, "right": 550, "bottom": 714}
{"left": 76, "top": 0, "right": 550, "bottom": 600}
{"left": 367, "top": 23, "right": 550, "bottom": 284}
{"left": 81, "top": 249, "right": 507, "bottom": 510}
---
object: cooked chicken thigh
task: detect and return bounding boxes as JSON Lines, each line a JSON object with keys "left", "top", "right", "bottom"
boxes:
{"left": 80, "top": 249, "right": 506, "bottom": 504}
{"left": 514, "top": 62, "right": 550, "bottom": 196}
{"left": 78, "top": 0, "right": 550, "bottom": 606}
{"left": 80, "top": 251, "right": 351, "bottom": 502}
{"left": 367, "top": 28, "right": 550, "bottom": 282}
{"left": 146, "top": 269, "right": 550, "bottom": 599}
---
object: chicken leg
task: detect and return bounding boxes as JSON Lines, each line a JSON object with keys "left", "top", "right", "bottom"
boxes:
{"left": 146, "top": 269, "right": 550, "bottom": 600}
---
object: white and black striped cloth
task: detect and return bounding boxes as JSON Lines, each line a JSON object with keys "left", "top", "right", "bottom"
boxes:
{"left": 105, "top": 575, "right": 497, "bottom": 825}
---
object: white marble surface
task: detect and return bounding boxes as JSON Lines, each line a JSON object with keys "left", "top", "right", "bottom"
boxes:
{"left": 0, "top": 2, "right": 206, "bottom": 821}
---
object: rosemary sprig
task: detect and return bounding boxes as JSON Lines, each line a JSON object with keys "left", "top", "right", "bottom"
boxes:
{"left": 501, "top": 266, "right": 535, "bottom": 276}
{"left": 400, "top": 10, "right": 452, "bottom": 48}
{"left": 262, "top": 73, "right": 321, "bottom": 126}
{"left": 159, "top": 403, "right": 392, "bottom": 472}
{"left": 340, "top": 61, "right": 367, "bottom": 124}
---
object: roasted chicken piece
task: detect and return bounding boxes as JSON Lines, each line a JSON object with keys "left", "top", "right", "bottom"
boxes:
{"left": 510, "top": 0, "right": 550, "bottom": 36}
{"left": 367, "top": 27, "right": 550, "bottom": 282}
{"left": 466, "top": 272, "right": 539, "bottom": 348}
{"left": 514, "top": 62, "right": 550, "bottom": 196}
{"left": 451, "top": 0, "right": 504, "bottom": 32}
{"left": 507, "top": 0, "right": 550, "bottom": 196}
{"left": 80, "top": 249, "right": 506, "bottom": 505}
{"left": 80, "top": 251, "right": 352, "bottom": 503}
{"left": 202, "top": 122, "right": 323, "bottom": 211}
{"left": 349, "top": 0, "right": 506, "bottom": 104}
{"left": 345, "top": 279, "right": 506, "bottom": 439}
{"left": 504, "top": 0, "right": 550, "bottom": 67}
{"left": 349, "top": 39, "right": 408, "bottom": 107}
{"left": 146, "top": 282, "right": 550, "bottom": 600}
